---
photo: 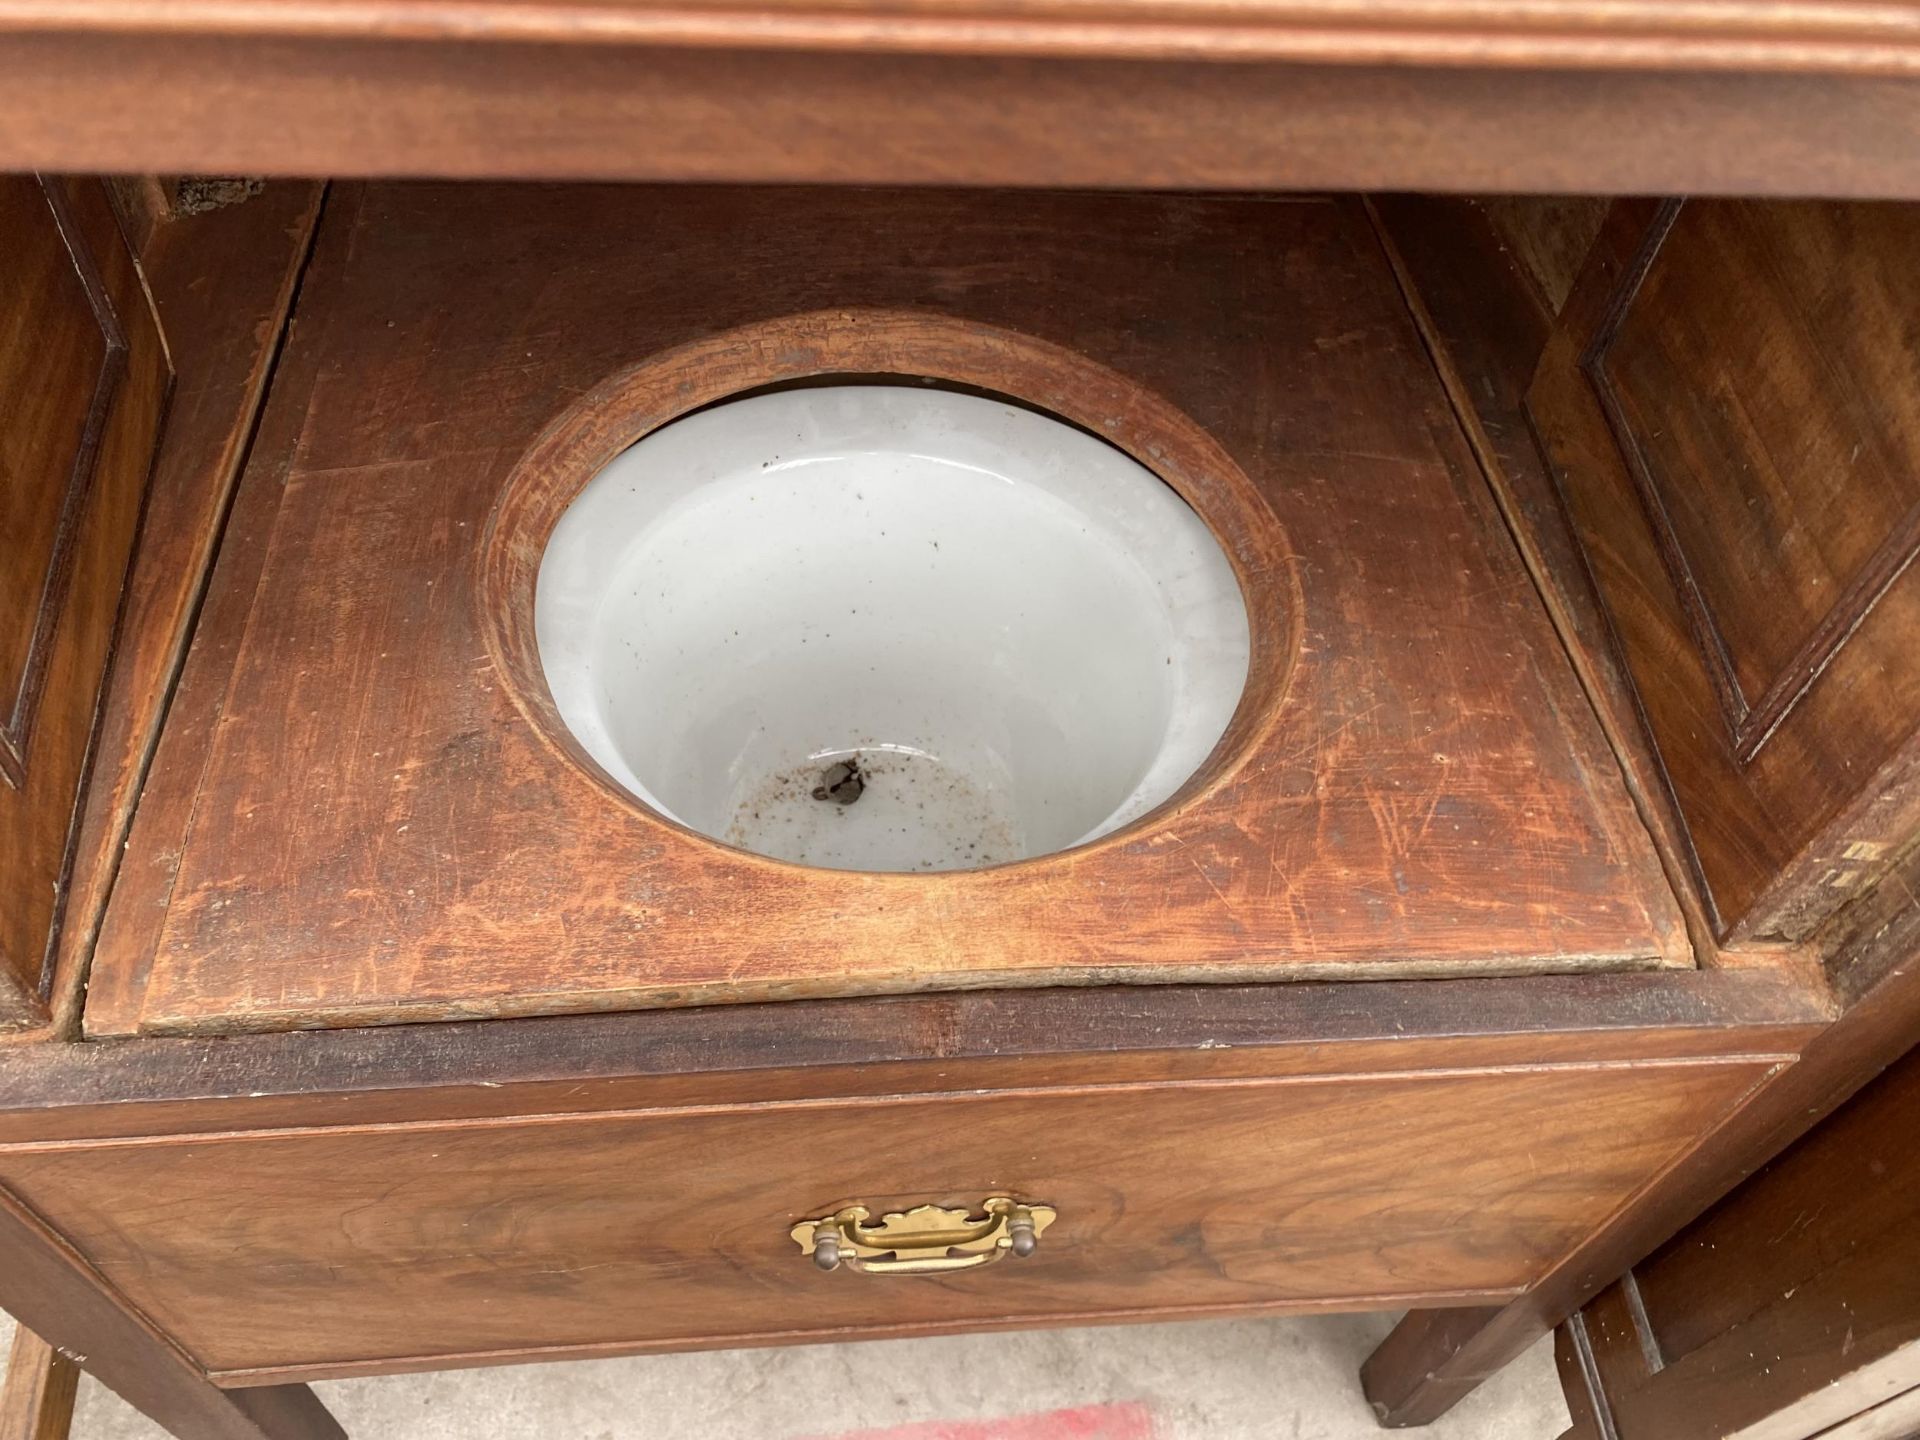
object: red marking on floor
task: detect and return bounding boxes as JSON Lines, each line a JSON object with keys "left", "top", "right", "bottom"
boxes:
{"left": 805, "top": 1401, "right": 1157, "bottom": 1440}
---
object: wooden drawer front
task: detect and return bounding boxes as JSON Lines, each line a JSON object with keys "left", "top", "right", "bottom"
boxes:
{"left": 0, "top": 1060, "right": 1772, "bottom": 1379}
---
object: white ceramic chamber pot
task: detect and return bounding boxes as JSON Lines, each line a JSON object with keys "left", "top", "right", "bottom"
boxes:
{"left": 535, "top": 384, "right": 1251, "bottom": 873}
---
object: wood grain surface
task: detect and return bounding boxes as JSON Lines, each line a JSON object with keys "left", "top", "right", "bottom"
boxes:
{"left": 0, "top": 176, "right": 168, "bottom": 1030}
{"left": 0, "top": 975, "right": 1807, "bottom": 1379}
{"left": 1366, "top": 194, "right": 1722, "bottom": 967}
{"left": 0, "top": 1186, "right": 342, "bottom": 1440}
{"left": 5, "top": 970, "right": 1826, "bottom": 1143}
{"left": 1555, "top": 1043, "right": 1920, "bottom": 1440}
{"left": 1362, "top": 847, "right": 1920, "bottom": 1428}
{"left": 5, "top": 37, "right": 1920, "bottom": 198}
{"left": 89, "top": 186, "right": 1686, "bottom": 1037}
{"left": 27, "top": 183, "right": 324, "bottom": 1043}
{"left": 1529, "top": 199, "right": 1920, "bottom": 943}
{"left": 0, "top": 1063, "right": 1773, "bottom": 1379}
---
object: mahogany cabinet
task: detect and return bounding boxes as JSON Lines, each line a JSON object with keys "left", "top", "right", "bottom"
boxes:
{"left": 2, "top": 13, "right": 1920, "bottom": 1439}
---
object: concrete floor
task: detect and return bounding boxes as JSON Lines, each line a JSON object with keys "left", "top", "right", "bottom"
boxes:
{"left": 2, "top": 1309, "right": 1569, "bottom": 1438}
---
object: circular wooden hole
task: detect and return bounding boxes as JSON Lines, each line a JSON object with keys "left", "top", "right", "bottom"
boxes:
{"left": 479, "top": 309, "right": 1299, "bottom": 868}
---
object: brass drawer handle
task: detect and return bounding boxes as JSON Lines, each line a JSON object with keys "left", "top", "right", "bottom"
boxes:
{"left": 791, "top": 1198, "right": 1057, "bottom": 1275}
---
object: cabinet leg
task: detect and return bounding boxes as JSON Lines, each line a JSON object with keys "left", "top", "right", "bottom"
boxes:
{"left": 2, "top": 1325, "right": 79, "bottom": 1440}
{"left": 0, "top": 1187, "right": 344, "bottom": 1440}
{"left": 1360, "top": 1304, "right": 1535, "bottom": 1428}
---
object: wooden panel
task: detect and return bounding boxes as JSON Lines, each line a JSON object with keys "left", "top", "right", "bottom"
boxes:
{"left": 1634, "top": 1043, "right": 1920, "bottom": 1367}
{"left": 1474, "top": 197, "right": 1609, "bottom": 315}
{"left": 1553, "top": 1044, "right": 1920, "bottom": 1440}
{"left": 1368, "top": 193, "right": 1718, "bottom": 963}
{"left": 1361, "top": 835, "right": 1920, "bottom": 1430}
{"left": 1816, "top": 1386, "right": 1920, "bottom": 1440}
{"left": 0, "top": 1056, "right": 1779, "bottom": 1379}
{"left": 89, "top": 185, "right": 1685, "bottom": 1037}
{"left": 0, "top": 177, "right": 168, "bottom": 1028}
{"left": 6, "top": 36, "right": 1920, "bottom": 198}
{"left": 0, "top": 967, "right": 1822, "bottom": 1419}
{"left": 1595, "top": 202, "right": 1920, "bottom": 755}
{"left": 1528, "top": 199, "right": 1920, "bottom": 942}
{"left": 0, "top": 1187, "right": 343, "bottom": 1440}
{"left": 0, "top": 178, "right": 114, "bottom": 780}
{"left": 14, "top": 182, "right": 325, "bottom": 1044}
{"left": 0, "top": 970, "right": 1825, "bottom": 1144}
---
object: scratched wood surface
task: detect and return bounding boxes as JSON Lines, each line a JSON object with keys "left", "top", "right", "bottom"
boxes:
{"left": 89, "top": 186, "right": 1687, "bottom": 1037}
{"left": 19, "top": 182, "right": 325, "bottom": 1044}
{"left": 1366, "top": 194, "right": 1721, "bottom": 966}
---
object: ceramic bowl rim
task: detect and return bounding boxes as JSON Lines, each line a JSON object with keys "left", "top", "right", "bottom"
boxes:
{"left": 478, "top": 308, "right": 1303, "bottom": 880}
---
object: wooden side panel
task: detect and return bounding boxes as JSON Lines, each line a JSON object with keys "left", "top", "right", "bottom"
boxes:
{"left": 0, "top": 176, "right": 168, "bottom": 1027}
{"left": 1529, "top": 199, "right": 1920, "bottom": 942}
{"left": 0, "top": 1058, "right": 1777, "bottom": 1380}
{"left": 0, "top": 181, "right": 112, "bottom": 757}
{"left": 1633, "top": 1044, "right": 1920, "bottom": 1367}
{"left": 25, "top": 182, "right": 325, "bottom": 1042}
{"left": 1553, "top": 1044, "right": 1920, "bottom": 1440}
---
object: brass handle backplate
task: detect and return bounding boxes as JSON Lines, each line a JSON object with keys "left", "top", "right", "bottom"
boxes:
{"left": 791, "top": 1197, "right": 1057, "bottom": 1275}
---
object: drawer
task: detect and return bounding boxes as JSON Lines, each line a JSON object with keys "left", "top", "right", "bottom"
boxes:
{"left": 0, "top": 1048, "right": 1780, "bottom": 1380}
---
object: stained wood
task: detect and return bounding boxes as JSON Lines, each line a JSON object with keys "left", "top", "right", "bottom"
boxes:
{"left": 13, "top": 0, "right": 1920, "bottom": 71}
{"left": 89, "top": 186, "right": 1685, "bottom": 1037}
{"left": 1553, "top": 1314, "right": 1611, "bottom": 1440}
{"left": 1529, "top": 199, "right": 1920, "bottom": 944}
{"left": 0, "top": 1327, "right": 77, "bottom": 1440}
{"left": 0, "top": 1054, "right": 1781, "bottom": 1379}
{"left": 0, "top": 970, "right": 1824, "bottom": 1146}
{"left": 1473, "top": 197, "right": 1610, "bottom": 316}
{"left": 0, "top": 969, "right": 1816, "bottom": 1385}
{"left": 102, "top": 176, "right": 173, "bottom": 258}
{"left": 0, "top": 1186, "right": 343, "bottom": 1440}
{"left": 1367, "top": 193, "right": 1719, "bottom": 964}
{"left": 0, "top": 176, "right": 168, "bottom": 1030}
{"left": 29, "top": 182, "right": 325, "bottom": 1042}
{"left": 1633, "top": 1043, "right": 1920, "bottom": 1369}
{"left": 6, "top": 36, "right": 1920, "bottom": 197}
{"left": 1364, "top": 862, "right": 1920, "bottom": 1428}
{"left": 1552, "top": 1045, "right": 1920, "bottom": 1440}
{"left": 1810, "top": 1386, "right": 1920, "bottom": 1440}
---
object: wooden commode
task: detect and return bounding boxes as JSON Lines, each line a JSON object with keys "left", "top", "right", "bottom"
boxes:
{"left": 1, "top": 12, "right": 1919, "bottom": 1440}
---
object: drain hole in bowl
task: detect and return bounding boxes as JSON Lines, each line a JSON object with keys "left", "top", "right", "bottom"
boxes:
{"left": 534, "top": 382, "right": 1251, "bottom": 873}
